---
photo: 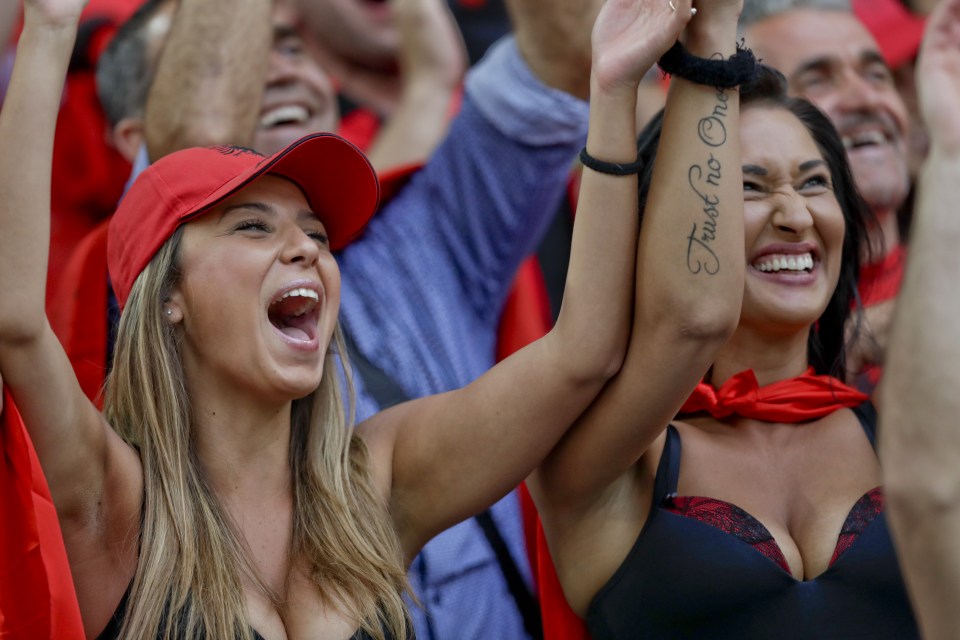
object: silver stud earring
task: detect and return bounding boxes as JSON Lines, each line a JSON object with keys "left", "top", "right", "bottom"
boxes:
{"left": 165, "top": 308, "right": 172, "bottom": 316}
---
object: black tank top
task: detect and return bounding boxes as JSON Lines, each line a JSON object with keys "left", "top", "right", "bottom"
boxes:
{"left": 585, "top": 403, "right": 919, "bottom": 639}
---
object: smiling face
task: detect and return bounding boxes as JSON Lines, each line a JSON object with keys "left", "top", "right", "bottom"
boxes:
{"left": 255, "top": 4, "right": 340, "bottom": 155}
{"left": 744, "top": 9, "right": 910, "bottom": 214}
{"left": 739, "top": 105, "right": 846, "bottom": 334}
{"left": 129, "top": 2, "right": 338, "bottom": 158}
{"left": 168, "top": 175, "right": 340, "bottom": 404}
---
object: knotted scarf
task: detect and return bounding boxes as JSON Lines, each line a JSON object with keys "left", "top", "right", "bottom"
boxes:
{"left": 680, "top": 367, "right": 868, "bottom": 422}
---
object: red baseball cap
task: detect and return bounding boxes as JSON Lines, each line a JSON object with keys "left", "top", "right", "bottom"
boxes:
{"left": 853, "top": 0, "right": 926, "bottom": 70}
{"left": 108, "top": 133, "right": 379, "bottom": 309}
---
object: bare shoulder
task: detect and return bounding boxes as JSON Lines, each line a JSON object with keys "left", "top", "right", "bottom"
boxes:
{"left": 545, "top": 431, "right": 666, "bottom": 617}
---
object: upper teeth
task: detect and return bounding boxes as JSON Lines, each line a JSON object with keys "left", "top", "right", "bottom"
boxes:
{"left": 278, "top": 287, "right": 319, "bottom": 302}
{"left": 754, "top": 253, "right": 814, "bottom": 273}
{"left": 260, "top": 105, "right": 309, "bottom": 128}
{"left": 842, "top": 131, "right": 886, "bottom": 149}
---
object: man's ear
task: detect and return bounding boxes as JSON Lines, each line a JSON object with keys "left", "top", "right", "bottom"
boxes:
{"left": 110, "top": 116, "right": 146, "bottom": 164}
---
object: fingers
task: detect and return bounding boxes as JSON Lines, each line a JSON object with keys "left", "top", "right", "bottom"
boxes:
{"left": 668, "top": 0, "right": 697, "bottom": 17}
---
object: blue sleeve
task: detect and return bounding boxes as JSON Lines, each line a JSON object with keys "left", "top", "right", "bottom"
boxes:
{"left": 0, "top": 49, "right": 14, "bottom": 104}
{"left": 338, "top": 36, "right": 589, "bottom": 416}
{"left": 124, "top": 144, "right": 151, "bottom": 195}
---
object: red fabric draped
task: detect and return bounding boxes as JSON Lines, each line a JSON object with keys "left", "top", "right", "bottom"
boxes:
{"left": 496, "top": 260, "right": 553, "bottom": 362}
{"left": 680, "top": 367, "right": 868, "bottom": 423}
{"left": 858, "top": 244, "right": 905, "bottom": 308}
{"left": 856, "top": 245, "right": 906, "bottom": 389}
{"left": 0, "top": 388, "right": 84, "bottom": 639}
{"left": 50, "top": 222, "right": 111, "bottom": 408}
{"left": 47, "top": 49, "right": 131, "bottom": 309}
{"left": 525, "top": 505, "right": 590, "bottom": 640}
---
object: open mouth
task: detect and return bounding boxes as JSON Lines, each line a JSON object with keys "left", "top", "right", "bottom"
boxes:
{"left": 752, "top": 252, "right": 816, "bottom": 275}
{"left": 267, "top": 287, "right": 320, "bottom": 342}
{"left": 841, "top": 130, "right": 887, "bottom": 151}
{"left": 260, "top": 105, "right": 311, "bottom": 129}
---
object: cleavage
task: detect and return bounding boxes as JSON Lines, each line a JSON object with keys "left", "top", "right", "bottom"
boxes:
{"left": 668, "top": 421, "right": 883, "bottom": 579}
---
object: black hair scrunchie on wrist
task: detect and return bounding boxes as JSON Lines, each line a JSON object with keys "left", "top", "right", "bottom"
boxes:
{"left": 657, "top": 40, "right": 758, "bottom": 90}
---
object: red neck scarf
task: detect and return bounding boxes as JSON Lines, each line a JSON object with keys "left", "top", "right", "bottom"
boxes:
{"left": 680, "top": 367, "right": 868, "bottom": 423}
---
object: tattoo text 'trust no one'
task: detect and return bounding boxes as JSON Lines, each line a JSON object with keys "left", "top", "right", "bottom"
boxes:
{"left": 686, "top": 88, "right": 730, "bottom": 276}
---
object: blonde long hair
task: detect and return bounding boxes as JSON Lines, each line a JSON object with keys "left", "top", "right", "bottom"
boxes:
{"left": 103, "top": 229, "right": 411, "bottom": 639}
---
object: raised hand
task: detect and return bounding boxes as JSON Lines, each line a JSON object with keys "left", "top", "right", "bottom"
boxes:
{"left": 591, "top": 0, "right": 695, "bottom": 95}
{"left": 504, "top": 0, "right": 605, "bottom": 99}
{"left": 917, "top": 0, "right": 960, "bottom": 154}
{"left": 394, "top": 0, "right": 467, "bottom": 91}
{"left": 22, "top": 0, "right": 88, "bottom": 27}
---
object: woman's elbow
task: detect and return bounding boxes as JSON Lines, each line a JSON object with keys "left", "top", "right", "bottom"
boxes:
{"left": 566, "top": 336, "right": 628, "bottom": 388}
{"left": 664, "top": 299, "right": 740, "bottom": 347}
{"left": 0, "top": 316, "right": 47, "bottom": 348}
{"left": 885, "top": 465, "right": 960, "bottom": 520}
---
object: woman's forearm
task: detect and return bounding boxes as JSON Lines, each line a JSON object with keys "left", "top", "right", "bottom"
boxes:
{"left": 534, "top": 3, "right": 746, "bottom": 507}
{"left": 0, "top": 8, "right": 78, "bottom": 340}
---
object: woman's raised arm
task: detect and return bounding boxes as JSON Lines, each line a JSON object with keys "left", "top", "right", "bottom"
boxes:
{"left": 532, "top": 0, "right": 746, "bottom": 519}
{"left": 358, "top": 0, "right": 699, "bottom": 559}
{"left": 880, "top": 0, "right": 960, "bottom": 636}
{"left": 0, "top": 0, "right": 141, "bottom": 570}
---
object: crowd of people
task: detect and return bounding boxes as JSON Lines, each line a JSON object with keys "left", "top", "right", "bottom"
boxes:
{"left": 1, "top": 0, "right": 959, "bottom": 638}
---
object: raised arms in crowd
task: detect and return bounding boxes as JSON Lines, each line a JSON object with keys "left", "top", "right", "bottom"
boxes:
{"left": 0, "top": 0, "right": 682, "bottom": 636}
{"left": 144, "top": 0, "right": 467, "bottom": 170}
{"left": 529, "top": 0, "right": 746, "bottom": 615}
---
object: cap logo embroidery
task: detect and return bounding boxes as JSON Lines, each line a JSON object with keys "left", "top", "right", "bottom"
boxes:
{"left": 211, "top": 145, "right": 264, "bottom": 158}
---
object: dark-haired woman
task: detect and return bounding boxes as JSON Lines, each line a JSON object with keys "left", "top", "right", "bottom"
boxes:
{"left": 529, "top": 7, "right": 919, "bottom": 640}
{"left": 0, "top": 0, "right": 742, "bottom": 638}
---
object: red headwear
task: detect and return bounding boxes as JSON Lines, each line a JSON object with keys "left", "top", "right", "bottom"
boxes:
{"left": 853, "top": 0, "right": 926, "bottom": 70}
{"left": 108, "top": 133, "right": 380, "bottom": 309}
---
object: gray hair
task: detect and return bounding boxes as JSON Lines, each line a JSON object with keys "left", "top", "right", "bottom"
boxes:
{"left": 96, "top": 0, "right": 170, "bottom": 126}
{"left": 740, "top": 0, "right": 852, "bottom": 28}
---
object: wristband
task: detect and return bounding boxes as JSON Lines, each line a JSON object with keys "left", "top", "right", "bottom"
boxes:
{"left": 658, "top": 40, "right": 758, "bottom": 90}
{"left": 579, "top": 148, "right": 642, "bottom": 176}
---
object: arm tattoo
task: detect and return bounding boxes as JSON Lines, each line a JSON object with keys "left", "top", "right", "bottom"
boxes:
{"left": 686, "top": 88, "right": 730, "bottom": 275}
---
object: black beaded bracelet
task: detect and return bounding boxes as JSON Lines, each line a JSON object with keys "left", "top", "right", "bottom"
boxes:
{"left": 657, "top": 40, "right": 758, "bottom": 90}
{"left": 579, "top": 148, "right": 642, "bottom": 176}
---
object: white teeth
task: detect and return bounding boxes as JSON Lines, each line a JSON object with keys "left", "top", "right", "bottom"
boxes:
{"left": 260, "top": 105, "right": 309, "bottom": 128}
{"left": 754, "top": 253, "right": 814, "bottom": 273}
{"left": 278, "top": 287, "right": 319, "bottom": 302}
{"left": 842, "top": 130, "right": 886, "bottom": 149}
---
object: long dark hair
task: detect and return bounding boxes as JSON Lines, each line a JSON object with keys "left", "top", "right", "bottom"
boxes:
{"left": 634, "top": 65, "right": 872, "bottom": 378}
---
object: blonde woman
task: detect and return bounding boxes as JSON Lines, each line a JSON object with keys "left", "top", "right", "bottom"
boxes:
{"left": 0, "top": 0, "right": 735, "bottom": 639}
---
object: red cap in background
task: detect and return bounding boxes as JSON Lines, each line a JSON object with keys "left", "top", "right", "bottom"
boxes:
{"left": 853, "top": 0, "right": 926, "bottom": 69}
